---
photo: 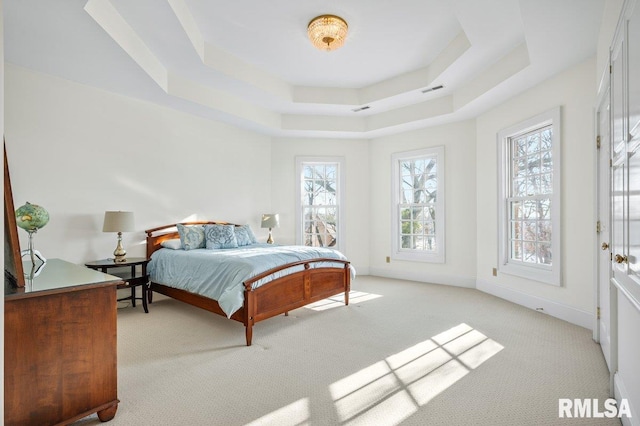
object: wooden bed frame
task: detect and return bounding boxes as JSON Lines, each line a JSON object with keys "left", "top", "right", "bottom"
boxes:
{"left": 145, "top": 222, "right": 351, "bottom": 346}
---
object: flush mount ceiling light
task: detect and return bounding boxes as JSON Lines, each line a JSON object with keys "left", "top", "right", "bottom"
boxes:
{"left": 307, "top": 15, "right": 348, "bottom": 51}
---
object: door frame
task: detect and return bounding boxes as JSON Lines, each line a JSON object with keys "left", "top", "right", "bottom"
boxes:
{"left": 594, "top": 66, "right": 618, "bottom": 389}
{"left": 594, "top": 68, "right": 608, "bottom": 342}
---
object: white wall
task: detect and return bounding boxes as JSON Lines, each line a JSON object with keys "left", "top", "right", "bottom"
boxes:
{"left": 270, "top": 137, "right": 371, "bottom": 273}
{"left": 475, "top": 57, "right": 597, "bottom": 327}
{"left": 368, "top": 120, "right": 477, "bottom": 288}
{"left": 4, "top": 64, "right": 272, "bottom": 264}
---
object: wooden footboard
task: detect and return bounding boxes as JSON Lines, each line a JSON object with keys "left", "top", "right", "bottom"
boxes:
{"left": 243, "top": 259, "right": 350, "bottom": 345}
{"left": 145, "top": 222, "right": 350, "bottom": 346}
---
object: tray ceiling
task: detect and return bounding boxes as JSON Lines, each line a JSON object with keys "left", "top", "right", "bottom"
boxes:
{"left": 4, "top": 0, "right": 605, "bottom": 138}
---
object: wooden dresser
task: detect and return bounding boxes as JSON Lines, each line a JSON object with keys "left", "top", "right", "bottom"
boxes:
{"left": 4, "top": 259, "right": 122, "bottom": 425}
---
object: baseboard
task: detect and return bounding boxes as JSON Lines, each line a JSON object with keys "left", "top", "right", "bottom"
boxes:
{"left": 362, "top": 272, "right": 592, "bottom": 328}
{"left": 614, "top": 373, "right": 638, "bottom": 426}
{"left": 368, "top": 267, "right": 476, "bottom": 288}
{"left": 476, "top": 279, "right": 592, "bottom": 329}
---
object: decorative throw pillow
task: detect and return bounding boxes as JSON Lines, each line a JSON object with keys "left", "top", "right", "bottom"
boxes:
{"left": 242, "top": 224, "right": 258, "bottom": 244}
{"left": 176, "top": 224, "right": 205, "bottom": 250}
{"left": 234, "top": 225, "right": 253, "bottom": 246}
{"left": 204, "top": 224, "right": 238, "bottom": 249}
{"left": 160, "top": 238, "right": 183, "bottom": 250}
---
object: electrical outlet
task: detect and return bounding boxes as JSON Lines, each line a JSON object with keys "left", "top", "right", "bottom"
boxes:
{"left": 492, "top": 268, "right": 497, "bottom": 276}
{"left": 386, "top": 256, "right": 390, "bottom": 263}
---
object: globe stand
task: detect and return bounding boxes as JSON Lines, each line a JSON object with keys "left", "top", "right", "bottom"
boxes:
{"left": 21, "top": 229, "right": 47, "bottom": 272}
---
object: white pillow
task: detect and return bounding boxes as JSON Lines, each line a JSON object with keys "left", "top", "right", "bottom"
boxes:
{"left": 161, "top": 238, "right": 183, "bottom": 250}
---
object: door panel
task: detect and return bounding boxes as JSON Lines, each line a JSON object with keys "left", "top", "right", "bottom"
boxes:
{"left": 611, "top": 9, "right": 640, "bottom": 305}
{"left": 628, "top": 1, "right": 640, "bottom": 292}
{"left": 611, "top": 36, "right": 627, "bottom": 284}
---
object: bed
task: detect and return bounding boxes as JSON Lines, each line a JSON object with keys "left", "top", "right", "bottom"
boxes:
{"left": 145, "top": 221, "right": 352, "bottom": 346}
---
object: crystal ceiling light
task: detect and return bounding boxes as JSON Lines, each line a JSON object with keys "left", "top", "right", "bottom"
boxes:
{"left": 307, "top": 15, "right": 348, "bottom": 51}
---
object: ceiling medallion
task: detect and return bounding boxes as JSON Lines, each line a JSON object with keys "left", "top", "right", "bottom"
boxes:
{"left": 307, "top": 15, "right": 348, "bottom": 51}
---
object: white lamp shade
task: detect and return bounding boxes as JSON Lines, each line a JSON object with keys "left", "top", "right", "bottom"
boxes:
{"left": 261, "top": 213, "right": 280, "bottom": 229}
{"left": 102, "top": 211, "right": 135, "bottom": 232}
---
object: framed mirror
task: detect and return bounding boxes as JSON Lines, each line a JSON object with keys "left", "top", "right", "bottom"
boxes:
{"left": 5, "top": 142, "right": 25, "bottom": 287}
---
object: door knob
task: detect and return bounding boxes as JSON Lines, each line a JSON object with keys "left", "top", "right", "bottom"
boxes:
{"left": 614, "top": 254, "right": 628, "bottom": 264}
{"left": 601, "top": 242, "right": 609, "bottom": 250}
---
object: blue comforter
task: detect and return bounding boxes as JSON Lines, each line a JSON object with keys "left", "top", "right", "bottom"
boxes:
{"left": 148, "top": 244, "right": 355, "bottom": 317}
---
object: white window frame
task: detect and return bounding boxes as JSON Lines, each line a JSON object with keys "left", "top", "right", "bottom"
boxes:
{"left": 497, "top": 107, "right": 562, "bottom": 286}
{"left": 295, "top": 157, "right": 346, "bottom": 252}
{"left": 391, "top": 147, "right": 445, "bottom": 263}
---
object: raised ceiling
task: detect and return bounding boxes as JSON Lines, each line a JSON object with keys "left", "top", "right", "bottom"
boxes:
{"left": 4, "top": 0, "right": 605, "bottom": 139}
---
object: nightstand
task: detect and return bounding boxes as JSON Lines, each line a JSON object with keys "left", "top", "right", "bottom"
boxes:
{"left": 85, "top": 257, "right": 150, "bottom": 313}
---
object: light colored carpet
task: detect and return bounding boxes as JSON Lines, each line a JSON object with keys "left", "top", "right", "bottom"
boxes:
{"left": 73, "top": 276, "right": 618, "bottom": 426}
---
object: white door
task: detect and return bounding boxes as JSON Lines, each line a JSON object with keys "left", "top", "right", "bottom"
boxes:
{"left": 611, "top": 3, "right": 640, "bottom": 314}
{"left": 599, "top": 0, "right": 640, "bottom": 400}
{"left": 596, "top": 89, "right": 612, "bottom": 369}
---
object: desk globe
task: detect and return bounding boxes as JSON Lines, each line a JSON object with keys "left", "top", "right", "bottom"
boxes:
{"left": 16, "top": 202, "right": 49, "bottom": 231}
{"left": 15, "top": 201, "right": 49, "bottom": 269}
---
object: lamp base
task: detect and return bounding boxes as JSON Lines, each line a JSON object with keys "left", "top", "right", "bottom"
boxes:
{"left": 266, "top": 229, "right": 274, "bottom": 244}
{"left": 113, "top": 232, "right": 127, "bottom": 262}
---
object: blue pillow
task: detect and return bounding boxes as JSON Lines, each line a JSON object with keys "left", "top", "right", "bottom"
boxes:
{"left": 205, "top": 224, "right": 238, "bottom": 249}
{"left": 243, "top": 224, "right": 258, "bottom": 244}
{"left": 235, "top": 225, "right": 253, "bottom": 246}
{"left": 176, "top": 224, "right": 205, "bottom": 250}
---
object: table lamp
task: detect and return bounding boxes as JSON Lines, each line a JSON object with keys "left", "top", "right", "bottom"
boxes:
{"left": 103, "top": 211, "right": 135, "bottom": 262}
{"left": 261, "top": 213, "right": 279, "bottom": 244}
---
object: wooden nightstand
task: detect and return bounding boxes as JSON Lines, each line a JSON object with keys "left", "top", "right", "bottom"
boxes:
{"left": 85, "top": 257, "right": 150, "bottom": 313}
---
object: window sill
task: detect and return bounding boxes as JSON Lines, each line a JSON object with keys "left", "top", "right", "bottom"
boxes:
{"left": 498, "top": 263, "right": 561, "bottom": 286}
{"left": 393, "top": 251, "right": 445, "bottom": 264}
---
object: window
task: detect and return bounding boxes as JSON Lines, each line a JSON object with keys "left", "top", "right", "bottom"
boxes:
{"left": 296, "top": 157, "right": 345, "bottom": 251}
{"left": 498, "top": 107, "right": 561, "bottom": 285}
{"left": 391, "top": 147, "right": 445, "bottom": 263}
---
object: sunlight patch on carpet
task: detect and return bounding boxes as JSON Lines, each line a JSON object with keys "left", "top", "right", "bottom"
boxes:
{"left": 329, "top": 323, "right": 504, "bottom": 424}
{"left": 304, "top": 291, "right": 382, "bottom": 311}
{"left": 245, "top": 398, "right": 309, "bottom": 426}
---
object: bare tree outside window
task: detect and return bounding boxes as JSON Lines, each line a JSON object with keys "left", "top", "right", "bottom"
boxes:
{"left": 392, "top": 147, "right": 445, "bottom": 263}
{"left": 497, "top": 107, "right": 560, "bottom": 285}
{"left": 508, "top": 126, "right": 553, "bottom": 266}
{"left": 399, "top": 157, "right": 437, "bottom": 251}
{"left": 301, "top": 163, "right": 339, "bottom": 247}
